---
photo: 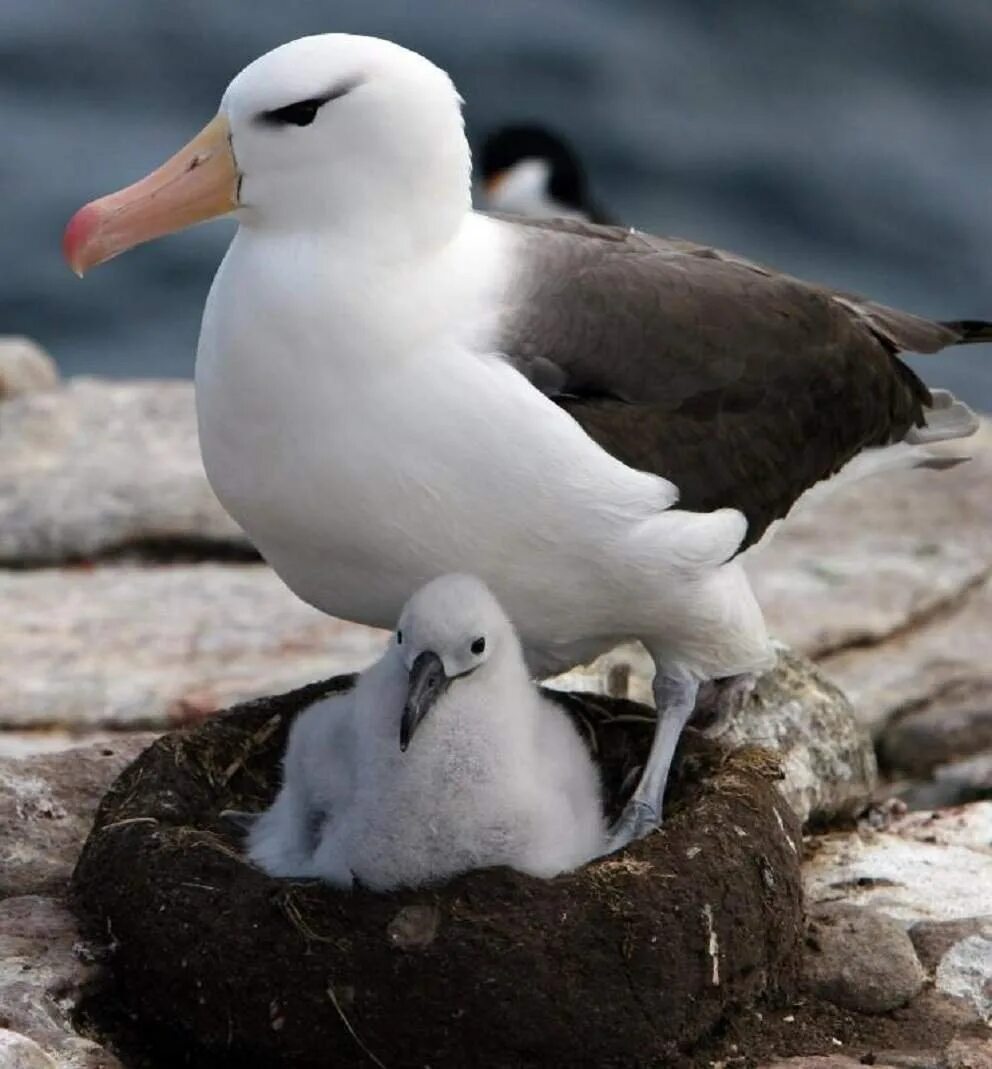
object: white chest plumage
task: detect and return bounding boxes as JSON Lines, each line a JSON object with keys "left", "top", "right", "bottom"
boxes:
{"left": 194, "top": 216, "right": 677, "bottom": 650}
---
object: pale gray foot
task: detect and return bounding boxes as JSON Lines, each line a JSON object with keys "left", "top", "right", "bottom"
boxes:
{"left": 692, "top": 672, "right": 758, "bottom": 735}
{"left": 604, "top": 672, "right": 699, "bottom": 854}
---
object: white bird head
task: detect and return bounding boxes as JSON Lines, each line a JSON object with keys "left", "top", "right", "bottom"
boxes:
{"left": 64, "top": 34, "right": 472, "bottom": 274}
{"left": 394, "top": 574, "right": 520, "bottom": 751}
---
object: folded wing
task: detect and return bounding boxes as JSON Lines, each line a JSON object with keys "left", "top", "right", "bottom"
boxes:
{"left": 493, "top": 215, "right": 984, "bottom": 548}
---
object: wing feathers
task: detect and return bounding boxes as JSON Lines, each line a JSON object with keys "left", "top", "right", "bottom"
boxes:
{"left": 492, "top": 214, "right": 983, "bottom": 548}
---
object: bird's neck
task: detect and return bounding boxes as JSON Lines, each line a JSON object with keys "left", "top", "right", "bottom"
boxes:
{"left": 208, "top": 211, "right": 508, "bottom": 373}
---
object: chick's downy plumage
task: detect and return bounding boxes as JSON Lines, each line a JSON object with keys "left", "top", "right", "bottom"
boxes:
{"left": 247, "top": 574, "right": 606, "bottom": 890}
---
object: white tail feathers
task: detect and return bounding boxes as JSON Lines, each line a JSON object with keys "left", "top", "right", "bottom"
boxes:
{"left": 906, "top": 389, "right": 980, "bottom": 445}
{"left": 774, "top": 440, "right": 971, "bottom": 525}
{"left": 634, "top": 506, "right": 748, "bottom": 571}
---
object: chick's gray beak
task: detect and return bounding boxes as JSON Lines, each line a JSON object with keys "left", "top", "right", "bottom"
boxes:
{"left": 400, "top": 651, "right": 449, "bottom": 752}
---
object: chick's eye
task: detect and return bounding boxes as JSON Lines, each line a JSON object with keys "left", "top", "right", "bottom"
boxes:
{"left": 471, "top": 637, "right": 486, "bottom": 655}
{"left": 260, "top": 98, "right": 324, "bottom": 127}
{"left": 396, "top": 630, "right": 403, "bottom": 645}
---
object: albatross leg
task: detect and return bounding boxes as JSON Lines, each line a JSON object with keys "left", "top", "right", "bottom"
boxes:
{"left": 604, "top": 670, "right": 698, "bottom": 853}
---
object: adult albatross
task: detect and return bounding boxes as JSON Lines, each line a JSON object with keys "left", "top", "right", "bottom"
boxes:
{"left": 63, "top": 34, "right": 988, "bottom": 851}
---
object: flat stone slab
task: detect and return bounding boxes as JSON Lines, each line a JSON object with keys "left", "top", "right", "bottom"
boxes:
{"left": 0, "top": 895, "right": 122, "bottom": 1068}
{"left": 822, "top": 576, "right": 992, "bottom": 737}
{"left": 0, "top": 378, "right": 245, "bottom": 563}
{"left": 0, "top": 737, "right": 157, "bottom": 898}
{"left": 0, "top": 732, "right": 140, "bottom": 760}
{"left": 0, "top": 563, "right": 387, "bottom": 732}
{"left": 805, "top": 802, "right": 992, "bottom": 925}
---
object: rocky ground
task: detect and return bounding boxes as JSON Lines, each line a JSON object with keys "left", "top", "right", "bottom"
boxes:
{"left": 0, "top": 339, "right": 989, "bottom": 1067}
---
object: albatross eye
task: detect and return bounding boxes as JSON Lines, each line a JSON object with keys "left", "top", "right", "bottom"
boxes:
{"left": 396, "top": 630, "right": 403, "bottom": 645}
{"left": 257, "top": 79, "right": 362, "bottom": 128}
{"left": 471, "top": 637, "right": 486, "bottom": 655}
{"left": 259, "top": 98, "right": 325, "bottom": 127}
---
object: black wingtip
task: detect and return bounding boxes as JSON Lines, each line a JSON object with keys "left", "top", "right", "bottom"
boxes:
{"left": 942, "top": 319, "right": 992, "bottom": 344}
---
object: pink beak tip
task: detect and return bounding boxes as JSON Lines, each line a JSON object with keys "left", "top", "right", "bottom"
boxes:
{"left": 62, "top": 203, "right": 102, "bottom": 277}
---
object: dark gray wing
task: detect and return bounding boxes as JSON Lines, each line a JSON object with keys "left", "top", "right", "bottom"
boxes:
{"left": 492, "top": 214, "right": 985, "bottom": 548}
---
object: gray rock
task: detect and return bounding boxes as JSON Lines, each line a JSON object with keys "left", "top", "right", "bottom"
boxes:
{"left": 901, "top": 987, "right": 986, "bottom": 1033}
{"left": 0, "top": 1030, "right": 57, "bottom": 1069}
{"left": 0, "top": 339, "right": 59, "bottom": 401}
{"left": 805, "top": 802, "right": 992, "bottom": 924}
{"left": 759, "top": 1058, "right": 903, "bottom": 1069}
{"left": 0, "top": 378, "right": 247, "bottom": 563}
{"left": 932, "top": 751, "right": 992, "bottom": 800}
{"left": 555, "top": 645, "right": 876, "bottom": 828}
{"left": 894, "top": 777, "right": 973, "bottom": 813}
{"left": 719, "top": 646, "right": 877, "bottom": 826}
{"left": 0, "top": 738, "right": 157, "bottom": 897}
{"left": 867, "top": 1054, "right": 944, "bottom": 1069}
{"left": 935, "top": 933, "right": 992, "bottom": 1024}
{"left": 823, "top": 576, "right": 992, "bottom": 739}
{"left": 944, "top": 1038, "right": 992, "bottom": 1069}
{"left": 0, "top": 562, "right": 387, "bottom": 733}
{"left": 932, "top": 748, "right": 992, "bottom": 799}
{"left": 895, "top": 749, "right": 992, "bottom": 811}
{"left": 881, "top": 802, "right": 992, "bottom": 851}
{"left": 909, "top": 916, "right": 992, "bottom": 972}
{"left": 803, "top": 902, "right": 926, "bottom": 1013}
{"left": 0, "top": 896, "right": 123, "bottom": 1068}
{"left": 881, "top": 698, "right": 992, "bottom": 777}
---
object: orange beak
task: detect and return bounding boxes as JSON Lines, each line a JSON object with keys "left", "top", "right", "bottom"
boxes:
{"left": 63, "top": 114, "right": 238, "bottom": 276}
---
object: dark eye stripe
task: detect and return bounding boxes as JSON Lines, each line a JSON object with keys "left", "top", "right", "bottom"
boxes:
{"left": 260, "top": 98, "right": 323, "bottom": 127}
{"left": 257, "top": 78, "right": 362, "bottom": 127}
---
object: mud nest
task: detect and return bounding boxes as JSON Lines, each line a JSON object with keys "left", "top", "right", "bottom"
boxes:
{"left": 72, "top": 677, "right": 804, "bottom": 1069}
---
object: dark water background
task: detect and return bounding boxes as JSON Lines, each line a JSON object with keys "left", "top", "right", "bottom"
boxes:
{"left": 3, "top": 0, "right": 991, "bottom": 407}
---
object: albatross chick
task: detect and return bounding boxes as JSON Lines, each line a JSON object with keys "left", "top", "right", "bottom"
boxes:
{"left": 246, "top": 574, "right": 606, "bottom": 891}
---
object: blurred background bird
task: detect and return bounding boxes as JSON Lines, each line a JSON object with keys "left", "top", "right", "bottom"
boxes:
{"left": 478, "top": 124, "right": 615, "bottom": 224}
